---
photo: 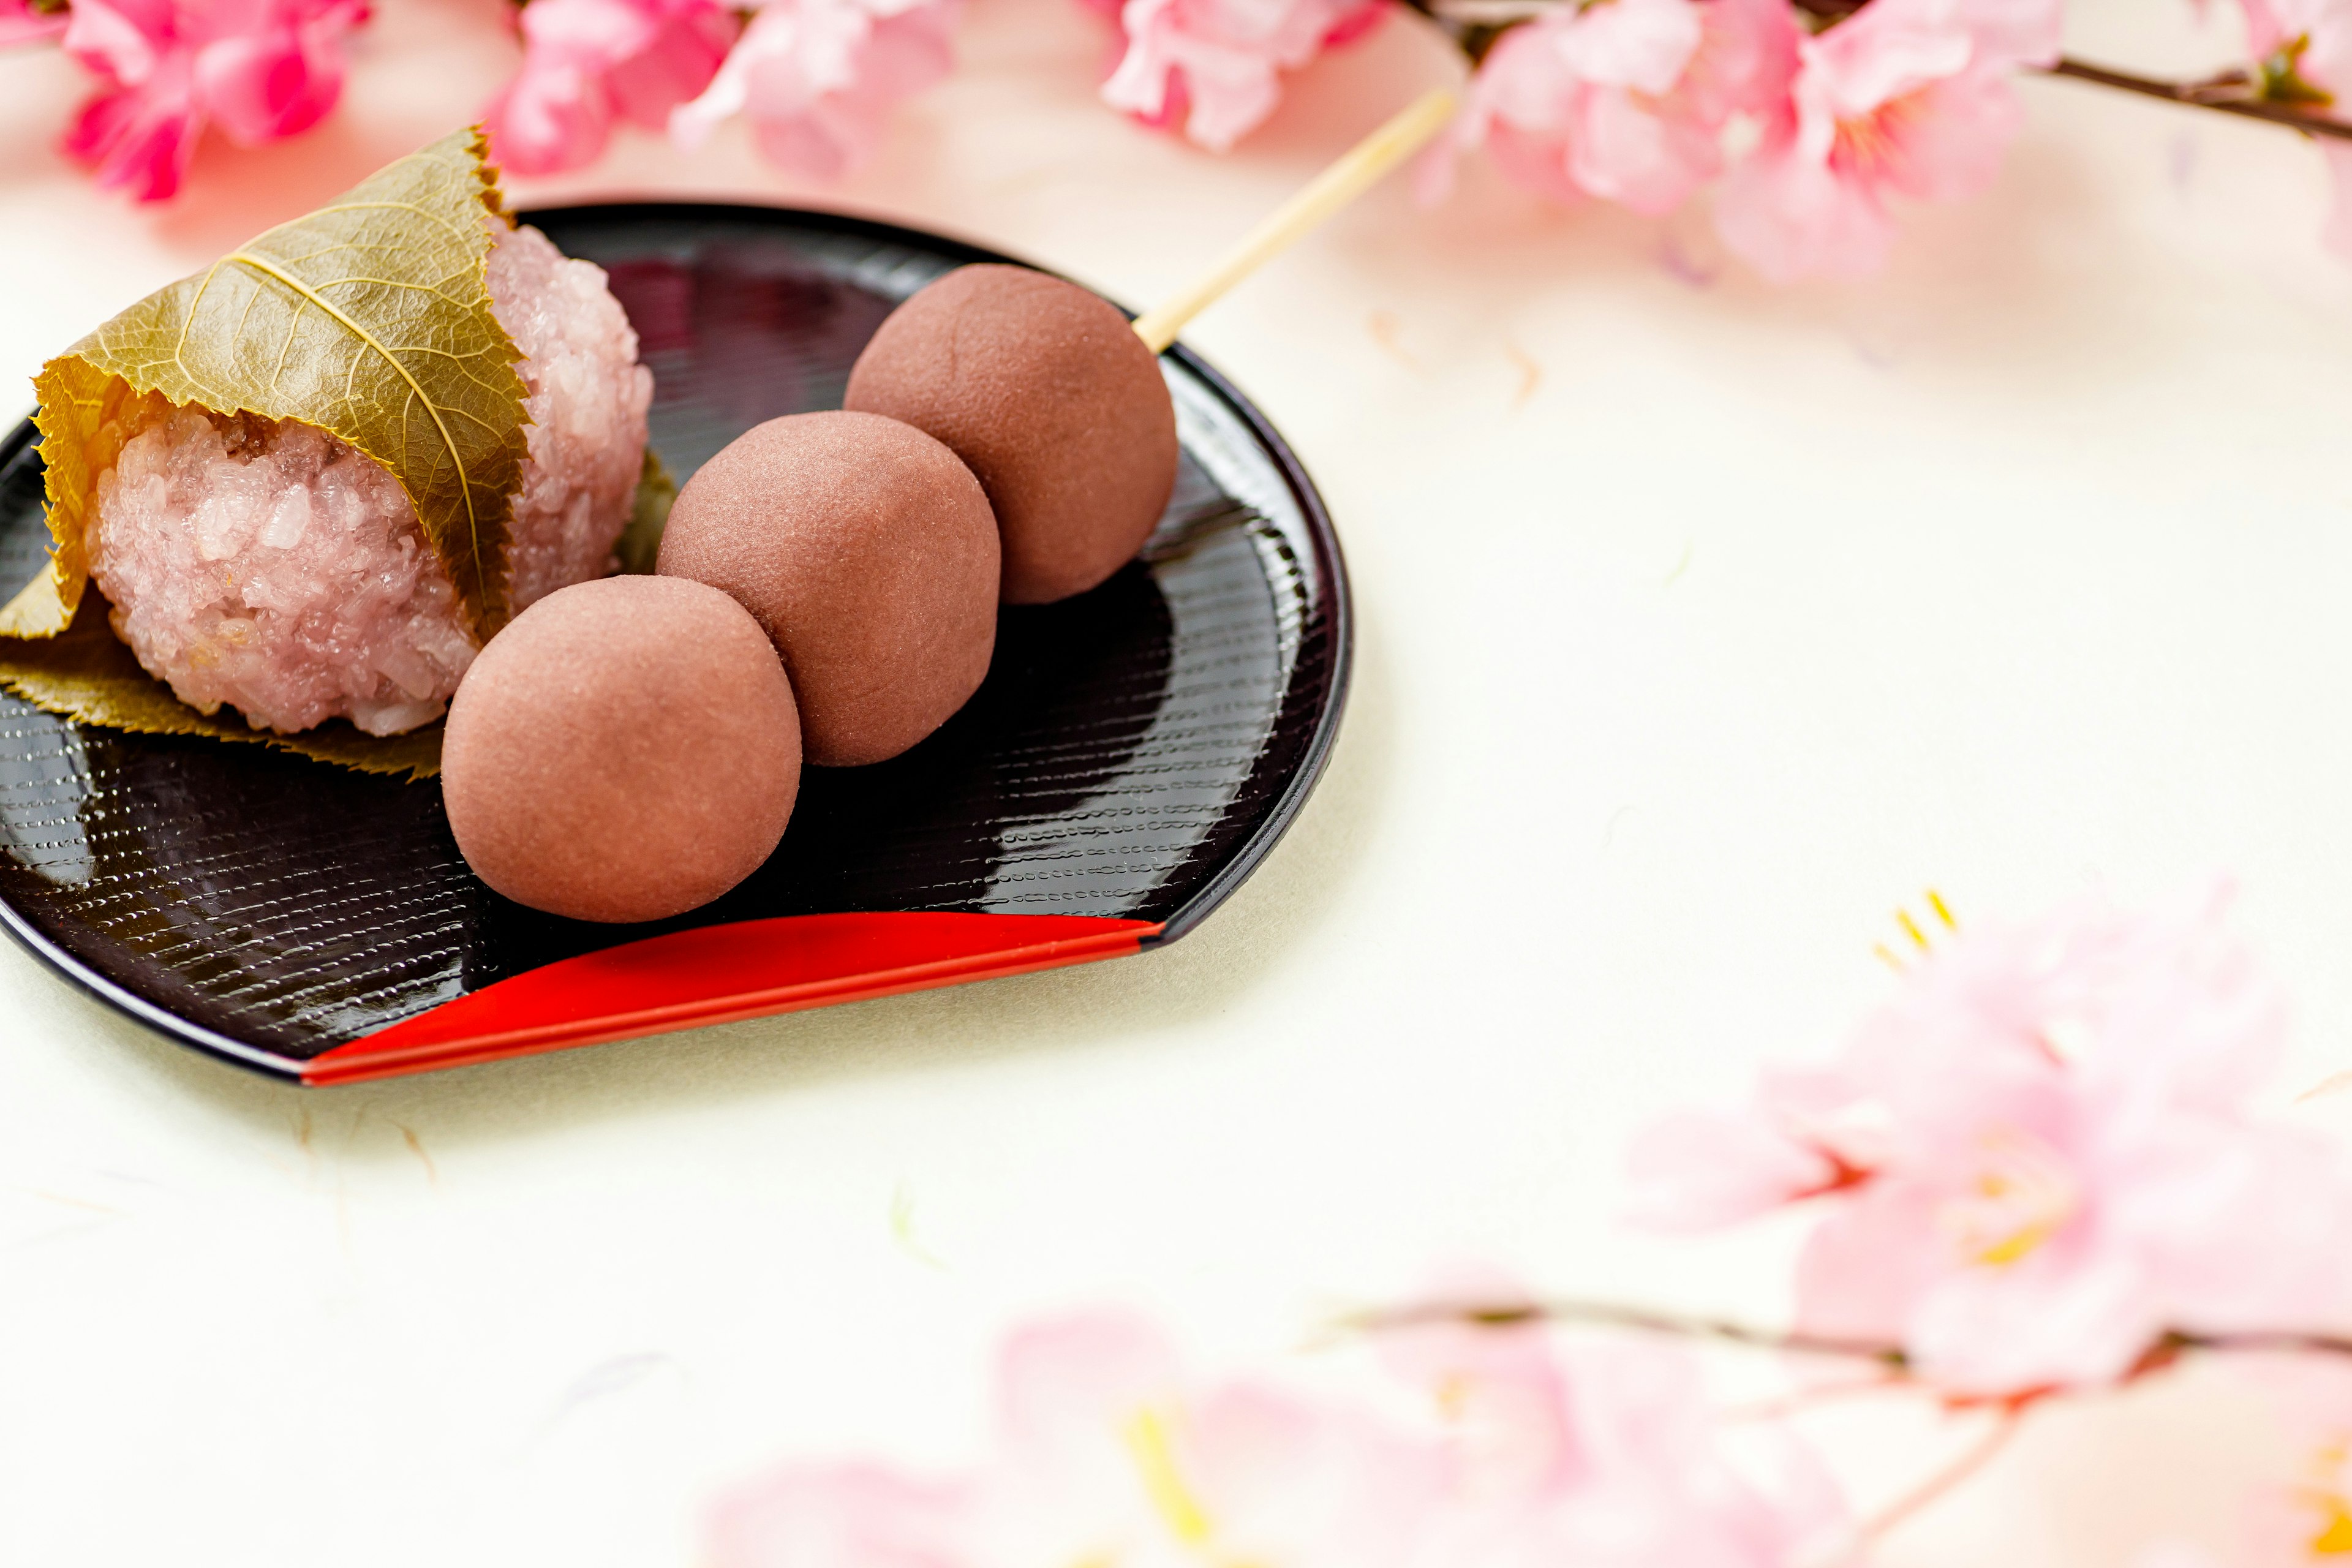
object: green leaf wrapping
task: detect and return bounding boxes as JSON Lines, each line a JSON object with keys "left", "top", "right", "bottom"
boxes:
{"left": 2, "top": 125, "right": 529, "bottom": 642}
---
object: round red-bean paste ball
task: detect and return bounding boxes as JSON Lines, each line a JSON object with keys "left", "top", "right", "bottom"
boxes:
{"left": 843, "top": 264, "right": 1178, "bottom": 605}
{"left": 441, "top": 575, "right": 802, "bottom": 923}
{"left": 657, "top": 410, "right": 1000, "bottom": 767}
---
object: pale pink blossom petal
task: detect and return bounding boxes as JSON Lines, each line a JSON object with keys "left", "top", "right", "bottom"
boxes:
{"left": 1712, "top": 0, "right": 2036, "bottom": 281}
{"left": 712, "top": 1309, "right": 1457, "bottom": 1568}
{"left": 669, "top": 0, "right": 956, "bottom": 179}
{"left": 709, "top": 1463, "right": 977, "bottom": 1568}
{"left": 1381, "top": 1287, "right": 1850, "bottom": 1565}
{"left": 1625, "top": 1109, "right": 1842, "bottom": 1231}
{"left": 1452, "top": 0, "right": 1798, "bottom": 218}
{"left": 1099, "top": 0, "right": 1384, "bottom": 151}
{"left": 489, "top": 56, "right": 615, "bottom": 176}
{"left": 1635, "top": 883, "right": 2352, "bottom": 1395}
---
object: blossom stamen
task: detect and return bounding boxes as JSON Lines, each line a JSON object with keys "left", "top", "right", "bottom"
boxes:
{"left": 1121, "top": 1406, "right": 1217, "bottom": 1548}
{"left": 1941, "top": 1130, "right": 2078, "bottom": 1268}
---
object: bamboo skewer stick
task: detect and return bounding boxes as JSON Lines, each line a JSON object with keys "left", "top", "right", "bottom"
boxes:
{"left": 1131, "top": 86, "right": 1461, "bottom": 355}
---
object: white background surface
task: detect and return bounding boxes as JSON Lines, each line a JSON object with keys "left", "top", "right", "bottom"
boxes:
{"left": 0, "top": 0, "right": 2347, "bottom": 1561}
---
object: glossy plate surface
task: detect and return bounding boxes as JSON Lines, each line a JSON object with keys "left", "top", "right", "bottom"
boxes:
{"left": 0, "top": 204, "right": 1351, "bottom": 1082}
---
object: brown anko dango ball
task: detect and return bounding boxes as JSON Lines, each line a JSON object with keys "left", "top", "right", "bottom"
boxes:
{"left": 843, "top": 264, "right": 1178, "bottom": 605}
{"left": 442, "top": 576, "right": 801, "bottom": 924}
{"left": 657, "top": 410, "right": 999, "bottom": 767}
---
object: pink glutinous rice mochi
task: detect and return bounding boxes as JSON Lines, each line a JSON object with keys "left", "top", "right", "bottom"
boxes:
{"left": 83, "top": 224, "right": 653, "bottom": 737}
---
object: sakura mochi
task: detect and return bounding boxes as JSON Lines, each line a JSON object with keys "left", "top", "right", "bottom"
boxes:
{"left": 83, "top": 224, "right": 652, "bottom": 736}
{"left": 657, "top": 410, "right": 1000, "bottom": 766}
{"left": 441, "top": 576, "right": 802, "bottom": 924}
{"left": 844, "top": 265, "right": 1177, "bottom": 605}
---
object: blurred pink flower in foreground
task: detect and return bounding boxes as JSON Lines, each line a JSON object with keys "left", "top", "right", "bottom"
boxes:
{"left": 712, "top": 1305, "right": 1846, "bottom": 1568}
{"left": 669, "top": 0, "right": 957, "bottom": 179}
{"left": 708, "top": 1309, "right": 1445, "bottom": 1568}
{"left": 486, "top": 0, "right": 739, "bottom": 177}
{"left": 1443, "top": 0, "right": 1798, "bottom": 216}
{"left": 1383, "top": 1288, "right": 1852, "bottom": 1565}
{"left": 62, "top": 0, "right": 366, "bottom": 200}
{"left": 2238, "top": 0, "right": 2352, "bottom": 258}
{"left": 0, "top": 0, "right": 67, "bottom": 48}
{"left": 1099, "top": 0, "right": 1385, "bottom": 151}
{"left": 1711, "top": 0, "right": 2060, "bottom": 280}
{"left": 1629, "top": 883, "right": 2352, "bottom": 1396}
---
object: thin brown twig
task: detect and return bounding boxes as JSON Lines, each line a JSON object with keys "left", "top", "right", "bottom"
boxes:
{"left": 1344, "top": 1299, "right": 2352, "bottom": 1370}
{"left": 1342, "top": 1298, "right": 1910, "bottom": 1365}
{"left": 2043, "top": 56, "right": 2352, "bottom": 143}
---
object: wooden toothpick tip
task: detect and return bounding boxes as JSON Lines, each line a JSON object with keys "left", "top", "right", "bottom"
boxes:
{"left": 1131, "top": 85, "right": 1461, "bottom": 355}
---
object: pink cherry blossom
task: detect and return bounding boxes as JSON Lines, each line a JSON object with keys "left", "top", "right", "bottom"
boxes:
{"left": 1099, "top": 0, "right": 1386, "bottom": 152}
{"left": 486, "top": 0, "right": 739, "bottom": 178}
{"left": 1629, "top": 883, "right": 2352, "bottom": 1395}
{"left": 709, "top": 1309, "right": 1450, "bottom": 1568}
{"left": 61, "top": 0, "right": 367, "bottom": 201}
{"left": 668, "top": 0, "right": 957, "bottom": 180}
{"left": 0, "top": 0, "right": 67, "bottom": 48}
{"left": 1711, "top": 0, "right": 2058, "bottom": 281}
{"left": 1380, "top": 1283, "right": 1851, "bottom": 1565}
{"left": 2239, "top": 0, "right": 2352, "bottom": 260}
{"left": 1446, "top": 0, "right": 1798, "bottom": 216}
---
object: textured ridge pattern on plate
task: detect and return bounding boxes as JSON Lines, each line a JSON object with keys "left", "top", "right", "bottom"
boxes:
{"left": 0, "top": 205, "right": 1350, "bottom": 1077}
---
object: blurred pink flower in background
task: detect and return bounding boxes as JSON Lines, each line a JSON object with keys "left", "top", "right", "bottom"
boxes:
{"left": 61, "top": 0, "right": 366, "bottom": 200}
{"left": 0, "top": 0, "right": 67, "bottom": 47}
{"left": 486, "top": 0, "right": 739, "bottom": 176}
{"left": 1382, "top": 1290, "right": 1852, "bottom": 1566}
{"left": 1629, "top": 883, "right": 2352, "bottom": 1395}
{"left": 669, "top": 0, "right": 958, "bottom": 179}
{"left": 2237, "top": 0, "right": 2352, "bottom": 258}
{"left": 1711, "top": 0, "right": 2059, "bottom": 279}
{"left": 1098, "top": 0, "right": 1386, "bottom": 151}
{"left": 1442, "top": 0, "right": 1798, "bottom": 215}
{"left": 709, "top": 1308, "right": 1448, "bottom": 1568}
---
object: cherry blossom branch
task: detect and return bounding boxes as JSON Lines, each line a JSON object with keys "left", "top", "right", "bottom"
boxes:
{"left": 1342, "top": 1297, "right": 1910, "bottom": 1364}
{"left": 1400, "top": 0, "right": 2352, "bottom": 143}
{"left": 1344, "top": 1298, "right": 2352, "bottom": 1370}
{"left": 2042, "top": 57, "right": 2352, "bottom": 143}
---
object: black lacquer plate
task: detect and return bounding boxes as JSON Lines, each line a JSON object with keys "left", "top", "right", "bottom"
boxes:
{"left": 0, "top": 205, "right": 1350, "bottom": 1083}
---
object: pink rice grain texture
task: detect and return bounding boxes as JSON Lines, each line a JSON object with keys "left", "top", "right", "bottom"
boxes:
{"left": 83, "top": 224, "right": 654, "bottom": 736}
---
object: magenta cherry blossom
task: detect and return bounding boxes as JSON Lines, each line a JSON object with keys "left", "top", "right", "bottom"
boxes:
{"left": 0, "top": 0, "right": 67, "bottom": 45}
{"left": 59, "top": 0, "right": 365, "bottom": 200}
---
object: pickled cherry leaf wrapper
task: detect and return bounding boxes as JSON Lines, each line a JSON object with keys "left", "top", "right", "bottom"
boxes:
{"left": 0, "top": 594, "right": 443, "bottom": 779}
{"left": 3, "top": 126, "right": 530, "bottom": 642}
